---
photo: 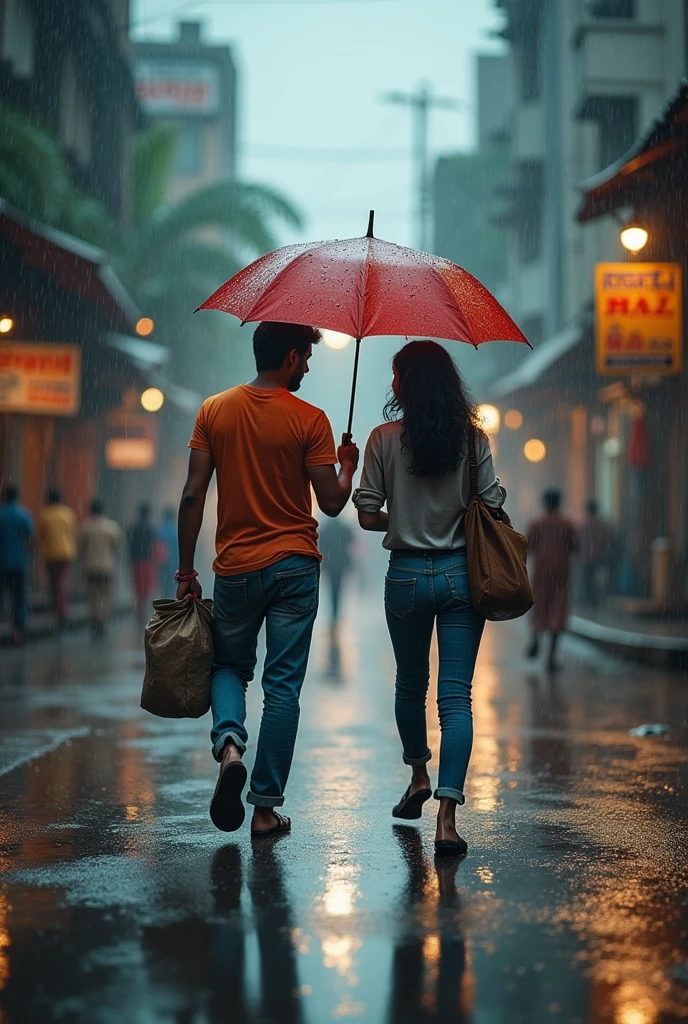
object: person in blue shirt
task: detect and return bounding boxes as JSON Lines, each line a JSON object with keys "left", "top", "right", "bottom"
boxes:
{"left": 156, "top": 506, "right": 177, "bottom": 599}
{"left": 0, "top": 485, "right": 34, "bottom": 644}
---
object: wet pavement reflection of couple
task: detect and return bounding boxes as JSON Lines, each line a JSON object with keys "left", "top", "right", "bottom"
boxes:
{"left": 142, "top": 835, "right": 468, "bottom": 1023}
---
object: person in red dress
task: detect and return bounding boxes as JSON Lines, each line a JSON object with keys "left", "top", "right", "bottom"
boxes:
{"left": 526, "top": 489, "right": 578, "bottom": 672}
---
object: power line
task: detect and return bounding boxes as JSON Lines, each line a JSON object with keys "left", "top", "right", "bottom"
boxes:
{"left": 241, "top": 143, "right": 409, "bottom": 162}
{"left": 130, "top": 0, "right": 405, "bottom": 30}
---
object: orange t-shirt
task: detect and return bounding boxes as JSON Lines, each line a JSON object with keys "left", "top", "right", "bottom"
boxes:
{"left": 189, "top": 385, "right": 337, "bottom": 575}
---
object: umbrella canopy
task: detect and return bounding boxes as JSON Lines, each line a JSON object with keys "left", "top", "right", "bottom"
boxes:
{"left": 197, "top": 212, "right": 529, "bottom": 434}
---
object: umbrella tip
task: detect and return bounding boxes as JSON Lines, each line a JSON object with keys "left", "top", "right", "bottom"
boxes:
{"left": 366, "top": 210, "right": 375, "bottom": 238}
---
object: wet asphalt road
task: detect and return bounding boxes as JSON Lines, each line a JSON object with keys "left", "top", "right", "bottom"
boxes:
{"left": 0, "top": 590, "right": 687, "bottom": 1024}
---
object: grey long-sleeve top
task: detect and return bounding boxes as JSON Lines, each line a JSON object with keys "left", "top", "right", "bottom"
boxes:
{"left": 352, "top": 421, "right": 506, "bottom": 551}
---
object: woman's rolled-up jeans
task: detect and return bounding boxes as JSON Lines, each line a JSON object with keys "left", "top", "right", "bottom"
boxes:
{"left": 384, "top": 548, "right": 484, "bottom": 804}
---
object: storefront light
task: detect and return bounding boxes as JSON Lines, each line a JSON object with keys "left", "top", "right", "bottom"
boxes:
{"left": 504, "top": 409, "right": 523, "bottom": 430}
{"left": 620, "top": 220, "right": 648, "bottom": 254}
{"left": 0, "top": 316, "right": 14, "bottom": 333}
{"left": 141, "top": 387, "right": 164, "bottom": 412}
{"left": 523, "top": 438, "right": 547, "bottom": 463}
{"left": 136, "top": 316, "right": 155, "bottom": 337}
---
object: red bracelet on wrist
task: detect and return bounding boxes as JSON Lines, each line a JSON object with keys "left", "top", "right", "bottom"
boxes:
{"left": 174, "top": 569, "right": 199, "bottom": 582}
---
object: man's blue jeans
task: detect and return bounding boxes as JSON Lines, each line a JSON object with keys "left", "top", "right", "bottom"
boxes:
{"left": 384, "top": 549, "right": 484, "bottom": 805}
{"left": 211, "top": 554, "right": 320, "bottom": 808}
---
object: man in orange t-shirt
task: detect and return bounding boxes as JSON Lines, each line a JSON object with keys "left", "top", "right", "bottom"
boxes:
{"left": 176, "top": 322, "right": 359, "bottom": 836}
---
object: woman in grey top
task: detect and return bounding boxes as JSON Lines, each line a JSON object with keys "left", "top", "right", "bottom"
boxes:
{"left": 354, "top": 340, "right": 505, "bottom": 856}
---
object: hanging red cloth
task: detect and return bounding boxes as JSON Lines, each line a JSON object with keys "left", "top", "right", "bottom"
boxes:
{"left": 627, "top": 414, "right": 651, "bottom": 470}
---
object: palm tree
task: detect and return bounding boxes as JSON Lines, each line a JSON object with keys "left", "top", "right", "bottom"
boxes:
{"left": 0, "top": 107, "right": 302, "bottom": 392}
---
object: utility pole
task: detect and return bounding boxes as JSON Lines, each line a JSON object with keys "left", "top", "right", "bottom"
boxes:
{"left": 383, "top": 84, "right": 462, "bottom": 252}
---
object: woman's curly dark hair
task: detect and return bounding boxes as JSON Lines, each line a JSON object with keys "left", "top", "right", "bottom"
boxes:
{"left": 383, "top": 340, "right": 480, "bottom": 477}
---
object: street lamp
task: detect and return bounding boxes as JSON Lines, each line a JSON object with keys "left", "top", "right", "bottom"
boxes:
{"left": 320, "top": 329, "right": 353, "bottom": 350}
{"left": 0, "top": 316, "right": 14, "bottom": 334}
{"left": 523, "top": 438, "right": 547, "bottom": 463}
{"left": 477, "top": 403, "right": 500, "bottom": 434}
{"left": 620, "top": 220, "right": 648, "bottom": 254}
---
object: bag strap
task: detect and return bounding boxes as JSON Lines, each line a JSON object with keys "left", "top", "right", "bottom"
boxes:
{"left": 468, "top": 427, "right": 479, "bottom": 499}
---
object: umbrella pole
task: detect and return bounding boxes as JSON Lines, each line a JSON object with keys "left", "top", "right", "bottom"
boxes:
{"left": 344, "top": 337, "right": 362, "bottom": 443}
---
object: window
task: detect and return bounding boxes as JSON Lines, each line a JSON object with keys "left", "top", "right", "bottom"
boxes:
{"left": 518, "top": 162, "right": 544, "bottom": 265}
{"left": 588, "top": 0, "right": 635, "bottom": 17}
{"left": 598, "top": 97, "right": 637, "bottom": 170}
{"left": 519, "top": 18, "right": 541, "bottom": 102}
{"left": 1, "top": 0, "right": 35, "bottom": 77}
{"left": 59, "top": 56, "right": 91, "bottom": 166}
{"left": 175, "top": 123, "right": 203, "bottom": 176}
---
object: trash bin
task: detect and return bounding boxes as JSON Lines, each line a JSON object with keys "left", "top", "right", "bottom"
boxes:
{"left": 650, "top": 537, "right": 671, "bottom": 605}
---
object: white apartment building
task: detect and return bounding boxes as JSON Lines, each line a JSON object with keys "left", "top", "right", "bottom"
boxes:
{"left": 495, "top": 0, "right": 688, "bottom": 346}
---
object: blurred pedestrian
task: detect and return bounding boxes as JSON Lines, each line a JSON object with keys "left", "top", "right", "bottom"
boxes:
{"left": 0, "top": 485, "right": 34, "bottom": 645}
{"left": 157, "top": 506, "right": 177, "bottom": 599}
{"left": 578, "top": 500, "right": 612, "bottom": 609}
{"left": 526, "top": 489, "right": 578, "bottom": 672}
{"left": 127, "top": 504, "right": 156, "bottom": 622}
{"left": 319, "top": 515, "right": 355, "bottom": 636}
{"left": 80, "top": 499, "right": 123, "bottom": 637}
{"left": 176, "top": 322, "right": 358, "bottom": 837}
{"left": 355, "top": 340, "right": 505, "bottom": 857}
{"left": 38, "top": 487, "right": 77, "bottom": 630}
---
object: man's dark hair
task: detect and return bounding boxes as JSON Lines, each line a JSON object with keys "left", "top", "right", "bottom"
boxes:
{"left": 543, "top": 488, "right": 562, "bottom": 512}
{"left": 47, "top": 487, "right": 61, "bottom": 504}
{"left": 586, "top": 499, "right": 598, "bottom": 516}
{"left": 252, "top": 322, "right": 321, "bottom": 372}
{"left": 4, "top": 485, "right": 18, "bottom": 503}
{"left": 90, "top": 498, "right": 104, "bottom": 516}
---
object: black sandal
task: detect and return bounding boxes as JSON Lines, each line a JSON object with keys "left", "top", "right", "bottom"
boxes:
{"left": 434, "top": 835, "right": 468, "bottom": 857}
{"left": 392, "top": 785, "right": 432, "bottom": 820}
{"left": 251, "top": 811, "right": 291, "bottom": 838}
{"left": 209, "top": 760, "right": 247, "bottom": 832}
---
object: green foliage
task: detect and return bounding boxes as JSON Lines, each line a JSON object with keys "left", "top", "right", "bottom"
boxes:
{"left": 0, "top": 104, "right": 302, "bottom": 394}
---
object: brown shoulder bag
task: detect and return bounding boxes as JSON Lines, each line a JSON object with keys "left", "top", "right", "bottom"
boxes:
{"left": 464, "top": 431, "right": 534, "bottom": 621}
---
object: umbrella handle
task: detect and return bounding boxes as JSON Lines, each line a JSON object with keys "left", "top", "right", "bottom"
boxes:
{"left": 344, "top": 337, "right": 362, "bottom": 443}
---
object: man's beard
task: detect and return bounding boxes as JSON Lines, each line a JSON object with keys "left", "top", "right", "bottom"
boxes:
{"left": 288, "top": 372, "right": 303, "bottom": 392}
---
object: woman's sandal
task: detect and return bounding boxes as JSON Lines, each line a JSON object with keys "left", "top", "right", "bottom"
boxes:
{"left": 392, "top": 785, "right": 432, "bottom": 820}
{"left": 251, "top": 811, "right": 291, "bottom": 838}
{"left": 434, "top": 834, "right": 468, "bottom": 857}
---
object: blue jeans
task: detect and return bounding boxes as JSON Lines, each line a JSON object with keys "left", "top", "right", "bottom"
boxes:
{"left": 384, "top": 549, "right": 484, "bottom": 805}
{"left": 1, "top": 570, "right": 27, "bottom": 632}
{"left": 211, "top": 554, "right": 320, "bottom": 808}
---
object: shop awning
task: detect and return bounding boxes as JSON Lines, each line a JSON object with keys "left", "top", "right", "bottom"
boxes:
{"left": 0, "top": 200, "right": 141, "bottom": 333}
{"left": 106, "top": 333, "right": 201, "bottom": 413}
{"left": 491, "top": 322, "right": 583, "bottom": 398}
{"left": 577, "top": 78, "right": 688, "bottom": 222}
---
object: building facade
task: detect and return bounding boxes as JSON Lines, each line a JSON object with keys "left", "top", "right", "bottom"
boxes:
{"left": 131, "top": 21, "right": 237, "bottom": 202}
{"left": 0, "top": 0, "right": 144, "bottom": 224}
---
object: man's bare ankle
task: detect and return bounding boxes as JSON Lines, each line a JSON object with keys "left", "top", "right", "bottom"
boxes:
{"left": 221, "top": 740, "right": 242, "bottom": 764}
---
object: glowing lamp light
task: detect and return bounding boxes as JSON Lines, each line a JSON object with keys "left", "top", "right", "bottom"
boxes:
{"left": 141, "top": 387, "right": 164, "bottom": 412}
{"left": 523, "top": 438, "right": 547, "bottom": 463}
{"left": 620, "top": 221, "right": 648, "bottom": 253}
{"left": 0, "top": 316, "right": 14, "bottom": 334}
{"left": 320, "top": 329, "right": 353, "bottom": 350}
{"left": 477, "top": 403, "right": 500, "bottom": 434}
{"left": 504, "top": 409, "right": 523, "bottom": 430}
{"left": 136, "top": 316, "right": 155, "bottom": 337}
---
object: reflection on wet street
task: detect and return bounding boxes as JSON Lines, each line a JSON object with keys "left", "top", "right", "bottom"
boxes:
{"left": 0, "top": 595, "right": 686, "bottom": 1023}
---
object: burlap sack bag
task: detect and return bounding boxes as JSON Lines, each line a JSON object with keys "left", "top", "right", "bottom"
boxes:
{"left": 141, "top": 597, "right": 214, "bottom": 718}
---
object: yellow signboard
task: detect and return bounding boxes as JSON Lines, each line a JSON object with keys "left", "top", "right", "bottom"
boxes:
{"left": 595, "top": 263, "right": 682, "bottom": 375}
{"left": 0, "top": 342, "right": 81, "bottom": 415}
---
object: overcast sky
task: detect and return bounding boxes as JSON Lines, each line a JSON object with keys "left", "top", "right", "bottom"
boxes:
{"left": 131, "top": 0, "right": 506, "bottom": 249}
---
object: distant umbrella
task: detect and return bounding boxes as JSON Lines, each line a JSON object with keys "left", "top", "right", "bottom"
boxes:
{"left": 197, "top": 211, "right": 530, "bottom": 437}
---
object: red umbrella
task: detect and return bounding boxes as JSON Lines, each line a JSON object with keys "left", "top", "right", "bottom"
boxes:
{"left": 197, "top": 211, "right": 529, "bottom": 436}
